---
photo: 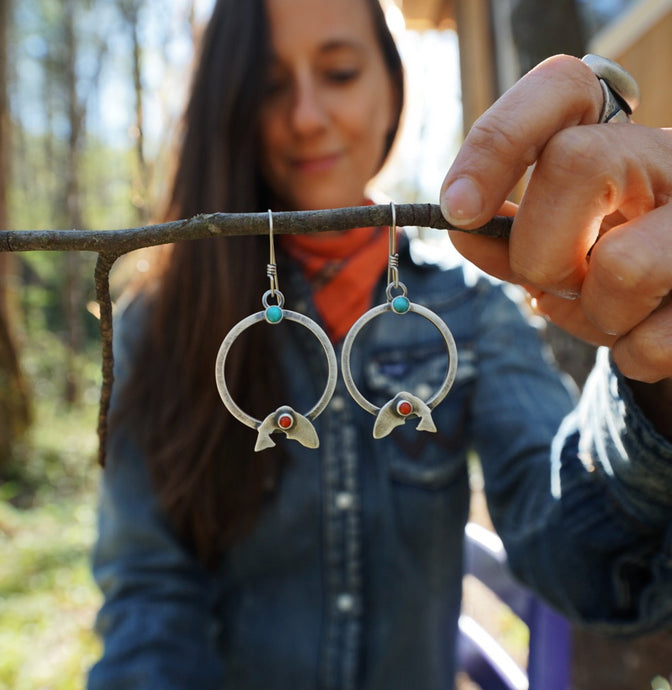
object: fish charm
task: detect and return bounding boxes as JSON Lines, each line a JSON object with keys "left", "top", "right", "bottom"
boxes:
{"left": 372, "top": 391, "right": 437, "bottom": 439}
{"left": 254, "top": 405, "right": 320, "bottom": 451}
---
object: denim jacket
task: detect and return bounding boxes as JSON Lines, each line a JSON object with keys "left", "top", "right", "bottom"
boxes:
{"left": 88, "top": 236, "right": 672, "bottom": 690}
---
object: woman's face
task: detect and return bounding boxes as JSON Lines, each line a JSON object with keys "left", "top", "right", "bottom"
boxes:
{"left": 259, "top": 0, "right": 398, "bottom": 211}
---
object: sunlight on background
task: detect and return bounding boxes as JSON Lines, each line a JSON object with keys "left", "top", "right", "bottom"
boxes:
{"left": 378, "top": 24, "right": 462, "bottom": 202}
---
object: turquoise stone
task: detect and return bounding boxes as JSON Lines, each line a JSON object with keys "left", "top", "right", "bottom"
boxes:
{"left": 392, "top": 296, "right": 410, "bottom": 314}
{"left": 265, "top": 306, "right": 283, "bottom": 323}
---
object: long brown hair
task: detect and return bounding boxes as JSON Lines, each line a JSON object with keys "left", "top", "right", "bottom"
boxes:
{"left": 113, "top": 0, "right": 404, "bottom": 567}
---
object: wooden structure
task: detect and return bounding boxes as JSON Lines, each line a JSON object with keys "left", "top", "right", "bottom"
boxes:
{"left": 589, "top": 0, "right": 672, "bottom": 127}
{"left": 395, "top": 0, "right": 672, "bottom": 131}
{"left": 395, "top": 0, "right": 498, "bottom": 134}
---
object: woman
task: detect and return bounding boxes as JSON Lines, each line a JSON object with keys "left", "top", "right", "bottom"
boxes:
{"left": 88, "top": 0, "right": 672, "bottom": 687}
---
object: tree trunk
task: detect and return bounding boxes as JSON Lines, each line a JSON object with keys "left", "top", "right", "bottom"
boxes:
{"left": 120, "top": 0, "right": 150, "bottom": 222}
{"left": 62, "top": 0, "right": 84, "bottom": 405}
{"left": 0, "top": 0, "right": 32, "bottom": 471}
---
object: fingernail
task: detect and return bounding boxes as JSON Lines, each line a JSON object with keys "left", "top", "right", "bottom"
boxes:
{"left": 440, "top": 177, "right": 483, "bottom": 226}
{"left": 555, "top": 288, "right": 580, "bottom": 301}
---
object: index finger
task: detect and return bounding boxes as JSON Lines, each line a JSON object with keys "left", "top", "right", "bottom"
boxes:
{"left": 439, "top": 55, "right": 603, "bottom": 228}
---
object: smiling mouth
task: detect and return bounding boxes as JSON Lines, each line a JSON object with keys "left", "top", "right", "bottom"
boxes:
{"left": 292, "top": 153, "right": 341, "bottom": 173}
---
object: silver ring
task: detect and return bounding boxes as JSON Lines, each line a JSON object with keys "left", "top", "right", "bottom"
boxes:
{"left": 582, "top": 54, "right": 640, "bottom": 123}
{"left": 341, "top": 300, "right": 458, "bottom": 438}
{"left": 215, "top": 303, "right": 338, "bottom": 449}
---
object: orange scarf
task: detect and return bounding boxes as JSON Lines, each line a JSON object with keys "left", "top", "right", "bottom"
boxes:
{"left": 281, "top": 225, "right": 390, "bottom": 343}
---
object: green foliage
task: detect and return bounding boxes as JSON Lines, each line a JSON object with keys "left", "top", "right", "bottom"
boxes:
{"left": 10, "top": 129, "right": 140, "bottom": 349}
{"left": 9, "top": 46, "right": 139, "bottom": 230}
{"left": 9, "top": 130, "right": 141, "bottom": 233}
{"left": 4, "top": 352, "right": 99, "bottom": 500}
{"left": 0, "top": 335, "right": 102, "bottom": 690}
{"left": 0, "top": 493, "right": 101, "bottom": 690}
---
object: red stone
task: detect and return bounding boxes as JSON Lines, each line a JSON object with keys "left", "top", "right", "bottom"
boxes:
{"left": 397, "top": 400, "right": 413, "bottom": 416}
{"left": 278, "top": 413, "right": 294, "bottom": 429}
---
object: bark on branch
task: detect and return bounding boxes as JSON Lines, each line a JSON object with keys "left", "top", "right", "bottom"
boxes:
{"left": 0, "top": 203, "right": 513, "bottom": 466}
{"left": 0, "top": 203, "right": 511, "bottom": 252}
{"left": 94, "top": 252, "right": 120, "bottom": 467}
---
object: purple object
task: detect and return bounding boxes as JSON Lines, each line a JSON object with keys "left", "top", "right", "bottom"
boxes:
{"left": 457, "top": 523, "right": 572, "bottom": 690}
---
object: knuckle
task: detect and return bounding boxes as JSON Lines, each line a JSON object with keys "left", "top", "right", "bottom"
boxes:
{"left": 590, "top": 232, "right": 652, "bottom": 294}
{"left": 528, "top": 55, "right": 601, "bottom": 120}
{"left": 467, "top": 113, "right": 536, "bottom": 169}
{"left": 509, "top": 255, "right": 547, "bottom": 287}
{"left": 532, "top": 53, "right": 584, "bottom": 78}
{"left": 541, "top": 128, "right": 611, "bottom": 183}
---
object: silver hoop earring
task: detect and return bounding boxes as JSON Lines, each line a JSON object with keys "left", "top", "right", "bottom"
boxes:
{"left": 340, "top": 203, "right": 458, "bottom": 439}
{"left": 215, "top": 210, "right": 338, "bottom": 451}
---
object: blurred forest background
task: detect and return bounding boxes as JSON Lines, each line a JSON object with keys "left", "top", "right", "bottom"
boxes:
{"left": 0, "top": 0, "right": 670, "bottom": 688}
{"left": 0, "top": 1, "right": 213, "bottom": 687}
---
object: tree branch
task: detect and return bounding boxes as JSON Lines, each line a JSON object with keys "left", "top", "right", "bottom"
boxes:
{"left": 0, "top": 203, "right": 512, "bottom": 253}
{"left": 0, "top": 204, "right": 513, "bottom": 466}
{"left": 94, "top": 251, "right": 120, "bottom": 466}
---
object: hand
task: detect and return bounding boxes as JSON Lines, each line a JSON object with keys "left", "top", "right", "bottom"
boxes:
{"left": 440, "top": 54, "right": 672, "bottom": 384}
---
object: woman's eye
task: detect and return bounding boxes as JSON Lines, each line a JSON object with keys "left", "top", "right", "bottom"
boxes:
{"left": 265, "top": 84, "right": 287, "bottom": 101}
{"left": 326, "top": 69, "right": 359, "bottom": 84}
{"left": 265, "top": 74, "right": 290, "bottom": 97}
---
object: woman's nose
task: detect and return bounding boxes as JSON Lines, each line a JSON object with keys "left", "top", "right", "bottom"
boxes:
{"left": 290, "top": 78, "right": 328, "bottom": 135}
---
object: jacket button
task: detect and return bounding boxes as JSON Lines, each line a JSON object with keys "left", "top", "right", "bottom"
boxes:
{"left": 415, "top": 383, "right": 432, "bottom": 400}
{"left": 331, "top": 395, "right": 346, "bottom": 412}
{"left": 335, "top": 492, "right": 354, "bottom": 511}
{"left": 336, "top": 593, "right": 355, "bottom": 613}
